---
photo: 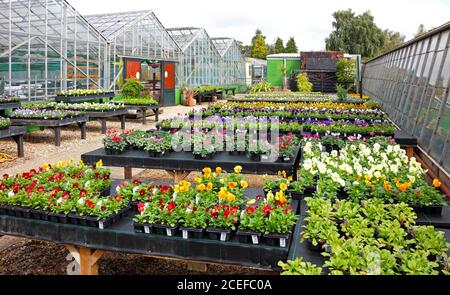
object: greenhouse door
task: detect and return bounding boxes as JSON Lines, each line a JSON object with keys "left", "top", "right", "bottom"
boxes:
{"left": 161, "top": 62, "right": 175, "bottom": 106}
{"left": 125, "top": 59, "right": 141, "bottom": 79}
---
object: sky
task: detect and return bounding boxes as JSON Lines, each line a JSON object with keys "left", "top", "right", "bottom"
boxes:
{"left": 69, "top": 0, "right": 450, "bottom": 51}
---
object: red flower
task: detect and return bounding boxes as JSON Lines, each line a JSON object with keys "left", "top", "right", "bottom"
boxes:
{"left": 262, "top": 204, "right": 273, "bottom": 217}
{"left": 210, "top": 208, "right": 219, "bottom": 219}
{"left": 0, "top": 184, "right": 6, "bottom": 191}
{"left": 140, "top": 189, "right": 146, "bottom": 197}
{"left": 112, "top": 136, "right": 123, "bottom": 142}
{"left": 80, "top": 189, "right": 88, "bottom": 198}
{"left": 246, "top": 206, "right": 257, "bottom": 214}
{"left": 133, "top": 179, "right": 141, "bottom": 184}
{"left": 62, "top": 192, "right": 70, "bottom": 199}
{"left": 86, "top": 200, "right": 95, "bottom": 209}
{"left": 73, "top": 183, "right": 79, "bottom": 189}
{"left": 167, "top": 200, "right": 176, "bottom": 213}
{"left": 284, "top": 205, "right": 293, "bottom": 214}
{"left": 37, "top": 185, "right": 45, "bottom": 193}
{"left": 94, "top": 172, "right": 100, "bottom": 179}
{"left": 137, "top": 202, "right": 146, "bottom": 213}
{"left": 224, "top": 208, "right": 231, "bottom": 219}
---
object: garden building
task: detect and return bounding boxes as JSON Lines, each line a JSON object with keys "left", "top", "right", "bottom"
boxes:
{"left": 211, "top": 37, "right": 246, "bottom": 87}
{"left": 266, "top": 53, "right": 301, "bottom": 89}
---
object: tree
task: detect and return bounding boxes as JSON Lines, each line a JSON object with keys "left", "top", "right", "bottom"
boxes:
{"left": 274, "top": 37, "right": 285, "bottom": 53}
{"left": 325, "top": 9, "right": 384, "bottom": 59}
{"left": 336, "top": 59, "right": 356, "bottom": 83}
{"left": 250, "top": 29, "right": 268, "bottom": 59}
{"left": 285, "top": 37, "right": 298, "bottom": 53}
{"left": 381, "top": 29, "right": 405, "bottom": 54}
{"left": 415, "top": 24, "right": 427, "bottom": 37}
{"left": 236, "top": 40, "right": 251, "bottom": 57}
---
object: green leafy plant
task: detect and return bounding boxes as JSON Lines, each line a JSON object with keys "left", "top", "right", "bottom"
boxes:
{"left": 0, "top": 117, "right": 11, "bottom": 129}
{"left": 412, "top": 226, "right": 449, "bottom": 255}
{"left": 250, "top": 81, "right": 273, "bottom": 94}
{"left": 278, "top": 258, "right": 323, "bottom": 275}
{"left": 121, "top": 78, "right": 144, "bottom": 98}
{"left": 296, "top": 73, "right": 313, "bottom": 93}
{"left": 336, "top": 59, "right": 356, "bottom": 83}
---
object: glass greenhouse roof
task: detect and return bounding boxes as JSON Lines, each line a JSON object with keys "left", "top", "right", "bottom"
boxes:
{"left": 211, "top": 38, "right": 234, "bottom": 57}
{"left": 167, "top": 27, "right": 206, "bottom": 52}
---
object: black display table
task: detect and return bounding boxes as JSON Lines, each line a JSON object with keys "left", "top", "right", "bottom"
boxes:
{"left": 124, "top": 105, "right": 160, "bottom": 124}
{"left": 81, "top": 147, "right": 302, "bottom": 182}
{"left": 85, "top": 109, "right": 127, "bottom": 134}
{"left": 0, "top": 187, "right": 298, "bottom": 275}
{"left": 54, "top": 92, "right": 115, "bottom": 103}
{"left": 0, "top": 101, "right": 21, "bottom": 117}
{"left": 10, "top": 115, "right": 88, "bottom": 146}
{"left": 0, "top": 126, "right": 26, "bottom": 157}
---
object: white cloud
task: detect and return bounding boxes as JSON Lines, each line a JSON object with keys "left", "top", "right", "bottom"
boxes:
{"left": 70, "top": 0, "right": 450, "bottom": 51}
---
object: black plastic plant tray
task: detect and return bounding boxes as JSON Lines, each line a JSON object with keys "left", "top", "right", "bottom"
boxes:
{"left": 411, "top": 205, "right": 443, "bottom": 216}
{"left": 180, "top": 227, "right": 205, "bottom": 239}
{"left": 205, "top": 227, "right": 233, "bottom": 242}
{"left": 262, "top": 231, "right": 292, "bottom": 248}
{"left": 151, "top": 223, "right": 181, "bottom": 237}
{"left": 235, "top": 230, "right": 262, "bottom": 245}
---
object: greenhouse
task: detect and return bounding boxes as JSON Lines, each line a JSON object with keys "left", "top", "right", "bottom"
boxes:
{"left": 167, "top": 27, "right": 222, "bottom": 87}
{"left": 0, "top": 0, "right": 109, "bottom": 99}
{"left": 211, "top": 37, "right": 246, "bottom": 86}
{"left": 0, "top": 0, "right": 449, "bottom": 283}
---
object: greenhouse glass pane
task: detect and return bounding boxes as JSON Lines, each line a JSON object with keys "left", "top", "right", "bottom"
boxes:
{"left": 430, "top": 92, "right": 450, "bottom": 159}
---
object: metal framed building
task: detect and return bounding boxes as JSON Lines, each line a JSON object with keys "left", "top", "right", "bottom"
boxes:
{"left": 363, "top": 21, "right": 450, "bottom": 181}
{"left": 167, "top": 27, "right": 221, "bottom": 87}
{"left": 0, "top": 0, "right": 109, "bottom": 99}
{"left": 85, "top": 10, "right": 181, "bottom": 105}
{"left": 212, "top": 37, "right": 246, "bottom": 86}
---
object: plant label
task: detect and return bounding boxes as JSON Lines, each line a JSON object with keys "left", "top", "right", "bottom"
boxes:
{"left": 166, "top": 228, "right": 172, "bottom": 237}
{"left": 220, "top": 232, "right": 227, "bottom": 241}
{"left": 251, "top": 235, "right": 259, "bottom": 244}
{"left": 280, "top": 238, "right": 286, "bottom": 248}
{"left": 284, "top": 157, "right": 290, "bottom": 162}
{"left": 261, "top": 155, "right": 269, "bottom": 161}
{"left": 98, "top": 221, "right": 104, "bottom": 230}
{"left": 182, "top": 230, "right": 188, "bottom": 239}
{"left": 144, "top": 226, "right": 150, "bottom": 234}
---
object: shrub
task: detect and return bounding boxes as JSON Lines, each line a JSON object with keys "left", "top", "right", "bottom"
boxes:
{"left": 121, "top": 78, "right": 144, "bottom": 98}
{"left": 336, "top": 84, "right": 351, "bottom": 100}
{"left": 336, "top": 59, "right": 356, "bottom": 83}
{"left": 250, "top": 81, "right": 273, "bottom": 94}
{"left": 296, "top": 73, "right": 313, "bottom": 93}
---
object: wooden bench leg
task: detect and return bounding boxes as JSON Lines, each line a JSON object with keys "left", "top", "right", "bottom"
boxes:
{"left": 78, "top": 122, "right": 86, "bottom": 139}
{"left": 53, "top": 127, "right": 61, "bottom": 146}
{"left": 119, "top": 115, "right": 126, "bottom": 130}
{"left": 13, "top": 135, "right": 24, "bottom": 158}
{"left": 99, "top": 119, "right": 107, "bottom": 134}
{"left": 141, "top": 108, "right": 147, "bottom": 125}
{"left": 66, "top": 245, "right": 104, "bottom": 275}
{"left": 166, "top": 170, "right": 190, "bottom": 183}
{"left": 154, "top": 108, "right": 159, "bottom": 122}
{"left": 124, "top": 167, "right": 133, "bottom": 179}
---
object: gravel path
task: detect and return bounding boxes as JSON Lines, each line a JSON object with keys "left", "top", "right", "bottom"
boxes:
{"left": 0, "top": 100, "right": 277, "bottom": 275}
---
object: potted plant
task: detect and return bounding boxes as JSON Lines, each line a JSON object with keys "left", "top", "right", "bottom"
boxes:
{"left": 246, "top": 140, "right": 271, "bottom": 161}
{"left": 180, "top": 204, "right": 208, "bottom": 239}
{"left": 262, "top": 205, "right": 298, "bottom": 247}
{"left": 206, "top": 204, "right": 240, "bottom": 241}
{"left": 235, "top": 205, "right": 264, "bottom": 244}
{"left": 103, "top": 130, "right": 127, "bottom": 155}
{"left": 144, "top": 134, "right": 171, "bottom": 157}
{"left": 278, "top": 258, "right": 323, "bottom": 275}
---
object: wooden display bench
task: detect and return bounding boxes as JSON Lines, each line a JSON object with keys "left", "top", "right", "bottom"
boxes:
{"left": 124, "top": 105, "right": 160, "bottom": 124}
{"left": 10, "top": 115, "right": 88, "bottom": 146}
{"left": 0, "top": 126, "right": 26, "bottom": 157}
{"left": 0, "top": 101, "right": 21, "bottom": 117}
{"left": 85, "top": 109, "right": 127, "bottom": 134}
{"left": 54, "top": 92, "right": 115, "bottom": 103}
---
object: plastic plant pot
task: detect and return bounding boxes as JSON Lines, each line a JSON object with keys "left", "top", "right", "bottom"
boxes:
{"left": 180, "top": 227, "right": 205, "bottom": 239}
{"left": 235, "top": 230, "right": 262, "bottom": 245}
{"left": 205, "top": 227, "right": 232, "bottom": 242}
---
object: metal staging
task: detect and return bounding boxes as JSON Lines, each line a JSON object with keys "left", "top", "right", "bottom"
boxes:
{"left": 212, "top": 37, "right": 246, "bottom": 86}
{"left": 363, "top": 22, "right": 450, "bottom": 175}
{"left": 0, "top": 0, "right": 247, "bottom": 99}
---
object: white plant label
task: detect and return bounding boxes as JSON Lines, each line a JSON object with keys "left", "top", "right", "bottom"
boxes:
{"left": 166, "top": 228, "right": 172, "bottom": 236}
{"left": 220, "top": 232, "right": 227, "bottom": 241}
{"left": 98, "top": 221, "right": 104, "bottom": 230}
{"left": 251, "top": 235, "right": 259, "bottom": 244}
{"left": 182, "top": 230, "right": 188, "bottom": 239}
{"left": 280, "top": 238, "right": 286, "bottom": 248}
{"left": 144, "top": 226, "right": 150, "bottom": 234}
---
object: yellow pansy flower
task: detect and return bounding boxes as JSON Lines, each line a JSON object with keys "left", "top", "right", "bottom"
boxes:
{"left": 218, "top": 189, "right": 227, "bottom": 200}
{"left": 202, "top": 167, "right": 212, "bottom": 175}
{"left": 226, "top": 192, "right": 236, "bottom": 202}
{"left": 234, "top": 165, "right": 242, "bottom": 174}
{"left": 280, "top": 183, "right": 288, "bottom": 191}
{"left": 240, "top": 180, "right": 248, "bottom": 189}
{"left": 196, "top": 184, "right": 206, "bottom": 191}
{"left": 215, "top": 167, "right": 222, "bottom": 174}
{"left": 206, "top": 182, "right": 213, "bottom": 191}
{"left": 195, "top": 177, "right": 202, "bottom": 184}
{"left": 228, "top": 182, "right": 237, "bottom": 189}
{"left": 96, "top": 160, "right": 103, "bottom": 167}
{"left": 247, "top": 199, "right": 256, "bottom": 205}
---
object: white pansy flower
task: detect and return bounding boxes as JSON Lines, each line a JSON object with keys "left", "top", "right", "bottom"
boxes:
{"left": 331, "top": 150, "right": 338, "bottom": 158}
{"left": 84, "top": 181, "right": 91, "bottom": 188}
{"left": 374, "top": 171, "right": 381, "bottom": 179}
{"left": 77, "top": 198, "right": 84, "bottom": 205}
{"left": 96, "top": 200, "right": 103, "bottom": 207}
{"left": 373, "top": 143, "right": 381, "bottom": 153}
{"left": 57, "top": 197, "right": 64, "bottom": 204}
{"left": 407, "top": 175, "right": 416, "bottom": 184}
{"left": 317, "top": 162, "right": 327, "bottom": 174}
{"left": 132, "top": 186, "right": 140, "bottom": 194}
{"left": 353, "top": 181, "right": 360, "bottom": 186}
{"left": 390, "top": 165, "right": 399, "bottom": 174}
{"left": 8, "top": 190, "right": 14, "bottom": 198}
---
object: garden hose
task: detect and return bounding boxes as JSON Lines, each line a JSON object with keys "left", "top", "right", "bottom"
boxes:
{"left": 0, "top": 152, "right": 16, "bottom": 163}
